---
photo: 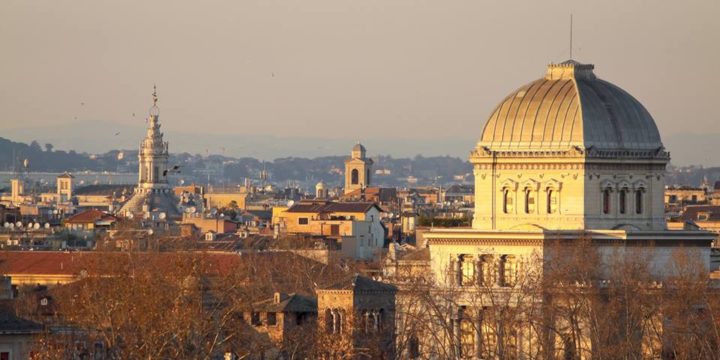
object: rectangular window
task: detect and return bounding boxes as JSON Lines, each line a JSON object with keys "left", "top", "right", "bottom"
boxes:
{"left": 251, "top": 312, "right": 261, "bottom": 326}
{"left": 459, "top": 307, "right": 475, "bottom": 357}
{"left": 460, "top": 255, "right": 475, "bottom": 286}
{"left": 267, "top": 312, "right": 277, "bottom": 326}
{"left": 298, "top": 218, "right": 308, "bottom": 225}
{"left": 480, "top": 255, "right": 495, "bottom": 287}
{"left": 501, "top": 255, "right": 516, "bottom": 287}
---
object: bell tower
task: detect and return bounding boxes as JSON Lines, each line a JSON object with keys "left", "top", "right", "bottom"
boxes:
{"left": 344, "top": 143, "right": 373, "bottom": 195}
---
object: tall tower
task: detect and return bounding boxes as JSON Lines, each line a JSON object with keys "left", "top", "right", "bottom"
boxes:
{"left": 10, "top": 179, "right": 23, "bottom": 205}
{"left": 344, "top": 143, "right": 373, "bottom": 195}
{"left": 56, "top": 172, "right": 74, "bottom": 203}
{"left": 138, "top": 86, "right": 170, "bottom": 190}
{"left": 119, "top": 86, "right": 180, "bottom": 219}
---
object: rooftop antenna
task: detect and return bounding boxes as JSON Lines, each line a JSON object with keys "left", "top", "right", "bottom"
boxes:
{"left": 569, "top": 14, "right": 573, "bottom": 60}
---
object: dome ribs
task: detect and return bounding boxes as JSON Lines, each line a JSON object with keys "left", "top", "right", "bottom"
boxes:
{"left": 510, "top": 81, "right": 544, "bottom": 148}
{"left": 529, "top": 79, "right": 565, "bottom": 147}
{"left": 476, "top": 62, "right": 663, "bottom": 153}
{"left": 544, "top": 80, "right": 575, "bottom": 148}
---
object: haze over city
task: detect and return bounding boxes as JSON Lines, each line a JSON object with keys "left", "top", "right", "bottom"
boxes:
{"left": 2, "top": 2, "right": 720, "bottom": 359}
{"left": 1, "top": 0, "right": 719, "bottom": 164}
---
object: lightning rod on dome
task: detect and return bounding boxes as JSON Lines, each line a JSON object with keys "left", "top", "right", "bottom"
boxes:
{"left": 569, "top": 13, "right": 573, "bottom": 60}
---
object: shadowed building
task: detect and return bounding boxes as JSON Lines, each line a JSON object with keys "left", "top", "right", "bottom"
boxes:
{"left": 316, "top": 274, "right": 396, "bottom": 358}
{"left": 242, "top": 292, "right": 317, "bottom": 345}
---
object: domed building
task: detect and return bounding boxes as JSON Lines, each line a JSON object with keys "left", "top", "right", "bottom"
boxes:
{"left": 315, "top": 180, "right": 327, "bottom": 199}
{"left": 119, "top": 87, "right": 181, "bottom": 220}
{"left": 417, "top": 61, "right": 715, "bottom": 358}
{"left": 472, "top": 60, "right": 667, "bottom": 231}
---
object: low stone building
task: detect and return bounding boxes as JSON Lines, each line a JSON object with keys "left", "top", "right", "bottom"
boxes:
{"left": 316, "top": 274, "right": 397, "bottom": 358}
{"left": 241, "top": 292, "right": 317, "bottom": 345}
{"left": 0, "top": 277, "right": 42, "bottom": 359}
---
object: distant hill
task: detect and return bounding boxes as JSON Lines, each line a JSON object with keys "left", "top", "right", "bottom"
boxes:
{"left": 0, "top": 137, "right": 100, "bottom": 172}
{"left": 1, "top": 135, "right": 713, "bottom": 188}
{"left": 0, "top": 136, "right": 472, "bottom": 187}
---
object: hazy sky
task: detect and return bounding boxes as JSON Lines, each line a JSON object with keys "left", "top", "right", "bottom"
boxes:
{"left": 1, "top": 0, "right": 718, "bottom": 163}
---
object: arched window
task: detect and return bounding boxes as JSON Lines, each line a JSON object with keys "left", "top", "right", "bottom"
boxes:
{"left": 619, "top": 188, "right": 628, "bottom": 214}
{"left": 602, "top": 189, "right": 611, "bottom": 214}
{"left": 503, "top": 189, "right": 513, "bottom": 214}
{"left": 547, "top": 189, "right": 558, "bottom": 214}
{"left": 351, "top": 169, "right": 359, "bottom": 185}
{"left": 325, "top": 309, "right": 333, "bottom": 334}
{"left": 524, "top": 189, "right": 535, "bottom": 214}
{"left": 635, "top": 189, "right": 644, "bottom": 214}
{"left": 366, "top": 168, "right": 370, "bottom": 185}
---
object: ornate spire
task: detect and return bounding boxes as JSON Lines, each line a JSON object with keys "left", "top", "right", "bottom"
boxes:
{"left": 149, "top": 84, "right": 160, "bottom": 116}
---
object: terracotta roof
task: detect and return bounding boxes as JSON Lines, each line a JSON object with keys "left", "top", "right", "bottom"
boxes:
{"left": 248, "top": 293, "right": 317, "bottom": 313}
{"left": 0, "top": 252, "right": 87, "bottom": 275}
{"left": 399, "top": 247, "right": 430, "bottom": 261}
{"left": 74, "top": 184, "right": 133, "bottom": 196}
{"left": 321, "top": 274, "right": 396, "bottom": 292}
{"left": 285, "top": 201, "right": 380, "bottom": 214}
{"left": 682, "top": 205, "right": 720, "bottom": 222}
{"left": 341, "top": 187, "right": 397, "bottom": 202}
{"left": 0, "top": 251, "right": 318, "bottom": 278}
{"left": 65, "top": 209, "right": 117, "bottom": 224}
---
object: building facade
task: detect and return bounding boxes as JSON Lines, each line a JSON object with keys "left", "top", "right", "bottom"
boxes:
{"left": 414, "top": 61, "right": 715, "bottom": 359}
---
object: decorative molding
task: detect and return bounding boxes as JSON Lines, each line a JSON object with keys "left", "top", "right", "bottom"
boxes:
{"left": 500, "top": 179, "right": 518, "bottom": 191}
{"left": 470, "top": 146, "right": 670, "bottom": 161}
{"left": 429, "top": 238, "right": 544, "bottom": 246}
{"left": 473, "top": 163, "right": 665, "bottom": 171}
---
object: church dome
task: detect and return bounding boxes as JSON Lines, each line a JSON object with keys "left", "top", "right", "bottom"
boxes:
{"left": 352, "top": 143, "right": 366, "bottom": 152}
{"left": 478, "top": 61, "right": 663, "bottom": 151}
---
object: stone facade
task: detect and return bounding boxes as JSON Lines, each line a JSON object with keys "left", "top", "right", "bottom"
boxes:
{"left": 316, "top": 275, "right": 396, "bottom": 357}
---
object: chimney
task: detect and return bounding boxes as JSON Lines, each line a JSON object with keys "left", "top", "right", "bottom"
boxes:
{"left": 274, "top": 292, "right": 287, "bottom": 304}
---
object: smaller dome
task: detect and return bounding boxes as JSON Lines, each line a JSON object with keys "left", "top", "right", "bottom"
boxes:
{"left": 316, "top": 181, "right": 326, "bottom": 189}
{"left": 353, "top": 143, "right": 366, "bottom": 152}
